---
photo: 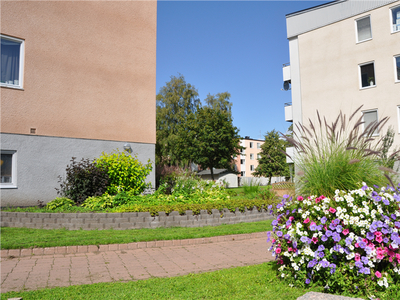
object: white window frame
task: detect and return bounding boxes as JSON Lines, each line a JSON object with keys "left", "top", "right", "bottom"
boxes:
{"left": 362, "top": 109, "right": 379, "bottom": 136}
{"left": 398, "top": 106, "right": 400, "bottom": 134}
{"left": 395, "top": 55, "right": 400, "bottom": 83}
{"left": 257, "top": 153, "right": 261, "bottom": 159}
{"left": 249, "top": 142, "right": 253, "bottom": 148}
{"left": 257, "top": 143, "right": 261, "bottom": 149}
{"left": 1, "top": 150, "right": 17, "bottom": 188}
{"left": 359, "top": 61, "right": 376, "bottom": 89}
{"left": 240, "top": 159, "right": 245, "bottom": 165}
{"left": 390, "top": 5, "right": 400, "bottom": 34}
{"left": 250, "top": 165, "right": 254, "bottom": 172}
{"left": 1, "top": 34, "right": 24, "bottom": 89}
{"left": 355, "top": 15, "right": 372, "bottom": 43}
{"left": 250, "top": 153, "right": 254, "bottom": 160}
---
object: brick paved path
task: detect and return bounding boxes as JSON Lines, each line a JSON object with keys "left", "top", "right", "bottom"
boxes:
{"left": 1, "top": 233, "right": 274, "bottom": 293}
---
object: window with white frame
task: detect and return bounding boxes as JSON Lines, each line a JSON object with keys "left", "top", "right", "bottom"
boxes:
{"left": 257, "top": 153, "right": 261, "bottom": 159}
{"left": 250, "top": 165, "right": 254, "bottom": 171}
{"left": 356, "top": 16, "right": 372, "bottom": 42}
{"left": 395, "top": 56, "right": 400, "bottom": 82}
{"left": 1, "top": 35, "right": 24, "bottom": 89}
{"left": 1, "top": 150, "right": 17, "bottom": 188}
{"left": 359, "top": 62, "right": 376, "bottom": 88}
{"left": 257, "top": 143, "right": 261, "bottom": 149}
{"left": 362, "top": 110, "right": 379, "bottom": 136}
{"left": 240, "top": 159, "right": 245, "bottom": 165}
{"left": 250, "top": 153, "right": 254, "bottom": 160}
{"left": 391, "top": 5, "right": 400, "bottom": 33}
{"left": 249, "top": 142, "right": 253, "bottom": 148}
{"left": 241, "top": 171, "right": 245, "bottom": 177}
{"left": 398, "top": 106, "right": 400, "bottom": 133}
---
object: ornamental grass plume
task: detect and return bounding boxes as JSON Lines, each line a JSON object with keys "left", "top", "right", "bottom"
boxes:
{"left": 281, "top": 105, "right": 397, "bottom": 197}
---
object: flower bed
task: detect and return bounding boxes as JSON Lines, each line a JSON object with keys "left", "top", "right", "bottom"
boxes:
{"left": 267, "top": 183, "right": 400, "bottom": 299}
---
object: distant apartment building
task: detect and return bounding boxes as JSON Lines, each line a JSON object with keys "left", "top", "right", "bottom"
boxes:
{"left": 1, "top": 1, "right": 157, "bottom": 206}
{"left": 283, "top": 0, "right": 400, "bottom": 163}
{"left": 235, "top": 136, "right": 264, "bottom": 178}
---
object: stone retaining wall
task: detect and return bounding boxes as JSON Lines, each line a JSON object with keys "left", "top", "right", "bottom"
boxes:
{"left": 0, "top": 207, "right": 274, "bottom": 230}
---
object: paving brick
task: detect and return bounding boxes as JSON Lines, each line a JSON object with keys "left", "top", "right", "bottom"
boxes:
{"left": 88, "top": 245, "right": 99, "bottom": 252}
{"left": 98, "top": 245, "right": 109, "bottom": 252}
{"left": 77, "top": 246, "right": 88, "bottom": 253}
{"left": 127, "top": 243, "right": 138, "bottom": 250}
{"left": 43, "top": 248, "right": 55, "bottom": 255}
{"left": 66, "top": 246, "right": 78, "bottom": 254}
{"left": 0, "top": 249, "right": 9, "bottom": 258}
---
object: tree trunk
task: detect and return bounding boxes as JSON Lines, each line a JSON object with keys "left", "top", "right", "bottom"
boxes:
{"left": 210, "top": 167, "right": 215, "bottom": 181}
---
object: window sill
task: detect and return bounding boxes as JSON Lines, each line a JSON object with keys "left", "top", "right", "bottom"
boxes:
{"left": 1, "top": 84, "right": 24, "bottom": 90}
{"left": 0, "top": 184, "right": 17, "bottom": 189}
{"left": 356, "top": 38, "right": 372, "bottom": 44}
{"left": 360, "top": 85, "right": 376, "bottom": 90}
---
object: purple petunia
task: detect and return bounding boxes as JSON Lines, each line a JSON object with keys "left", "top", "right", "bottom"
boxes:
{"left": 383, "top": 199, "right": 390, "bottom": 205}
{"left": 321, "top": 235, "right": 328, "bottom": 242}
{"left": 355, "top": 261, "right": 363, "bottom": 268}
{"left": 272, "top": 220, "right": 279, "bottom": 226}
{"left": 319, "top": 260, "right": 330, "bottom": 268}
{"left": 318, "top": 245, "right": 325, "bottom": 252}
{"left": 326, "top": 230, "right": 333, "bottom": 237}
{"left": 276, "top": 231, "right": 283, "bottom": 237}
{"left": 366, "top": 232, "right": 374, "bottom": 240}
{"left": 320, "top": 216, "right": 327, "bottom": 224}
{"left": 336, "top": 225, "right": 343, "bottom": 233}
{"left": 345, "top": 237, "right": 353, "bottom": 246}
{"left": 300, "top": 236, "right": 308, "bottom": 243}
{"left": 305, "top": 278, "right": 311, "bottom": 284}
{"left": 332, "top": 232, "right": 341, "bottom": 242}
{"left": 307, "top": 259, "right": 317, "bottom": 268}
{"left": 391, "top": 214, "right": 397, "bottom": 220}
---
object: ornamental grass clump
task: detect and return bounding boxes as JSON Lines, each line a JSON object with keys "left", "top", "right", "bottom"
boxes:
{"left": 268, "top": 184, "right": 400, "bottom": 299}
{"left": 282, "top": 106, "right": 398, "bottom": 197}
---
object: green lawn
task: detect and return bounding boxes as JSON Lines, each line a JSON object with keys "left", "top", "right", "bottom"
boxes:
{"left": 1, "top": 220, "right": 272, "bottom": 249}
{"left": 1, "top": 262, "right": 326, "bottom": 300}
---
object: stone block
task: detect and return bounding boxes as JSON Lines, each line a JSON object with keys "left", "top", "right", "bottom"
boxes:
{"left": 137, "top": 212, "right": 151, "bottom": 218}
{"left": 119, "top": 222, "right": 134, "bottom": 229}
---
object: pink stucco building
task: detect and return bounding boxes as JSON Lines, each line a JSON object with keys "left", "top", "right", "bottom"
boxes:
{"left": 1, "top": 1, "right": 157, "bottom": 206}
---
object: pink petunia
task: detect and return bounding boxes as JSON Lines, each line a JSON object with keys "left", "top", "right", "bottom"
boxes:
{"left": 297, "top": 196, "right": 304, "bottom": 201}
{"left": 304, "top": 218, "right": 310, "bottom": 224}
{"left": 375, "top": 231, "right": 382, "bottom": 237}
{"left": 376, "top": 236, "right": 383, "bottom": 243}
{"left": 375, "top": 271, "right": 382, "bottom": 278}
{"left": 355, "top": 253, "right": 361, "bottom": 261}
{"left": 311, "top": 237, "right": 318, "bottom": 244}
{"left": 342, "top": 229, "right": 349, "bottom": 235}
{"left": 275, "top": 248, "right": 281, "bottom": 254}
{"left": 329, "top": 207, "right": 336, "bottom": 214}
{"left": 288, "top": 247, "right": 293, "bottom": 252}
{"left": 272, "top": 239, "right": 276, "bottom": 243}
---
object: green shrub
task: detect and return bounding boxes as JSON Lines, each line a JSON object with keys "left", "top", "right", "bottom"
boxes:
{"left": 95, "top": 151, "right": 152, "bottom": 195}
{"left": 45, "top": 197, "right": 75, "bottom": 210}
{"left": 283, "top": 106, "right": 391, "bottom": 197}
{"left": 56, "top": 158, "right": 110, "bottom": 204}
{"left": 258, "top": 185, "right": 276, "bottom": 200}
{"left": 81, "top": 194, "right": 115, "bottom": 210}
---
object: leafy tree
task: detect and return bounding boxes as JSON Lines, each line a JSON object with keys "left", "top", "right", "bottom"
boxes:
{"left": 254, "top": 130, "right": 289, "bottom": 184}
{"left": 178, "top": 107, "right": 242, "bottom": 180}
{"left": 204, "top": 92, "right": 232, "bottom": 115}
{"left": 156, "top": 74, "right": 200, "bottom": 165}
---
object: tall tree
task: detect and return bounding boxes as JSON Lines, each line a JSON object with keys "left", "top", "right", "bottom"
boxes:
{"left": 156, "top": 75, "right": 200, "bottom": 165}
{"left": 204, "top": 92, "right": 232, "bottom": 115}
{"left": 254, "top": 130, "right": 289, "bottom": 184}
{"left": 178, "top": 107, "right": 242, "bottom": 180}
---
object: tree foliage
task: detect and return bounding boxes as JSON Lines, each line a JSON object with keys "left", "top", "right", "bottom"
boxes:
{"left": 204, "top": 92, "right": 232, "bottom": 116}
{"left": 156, "top": 74, "right": 200, "bottom": 165}
{"left": 177, "top": 107, "right": 242, "bottom": 180}
{"left": 254, "top": 130, "right": 289, "bottom": 184}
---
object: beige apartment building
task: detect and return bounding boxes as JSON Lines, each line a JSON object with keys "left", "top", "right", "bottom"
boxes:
{"left": 1, "top": 1, "right": 157, "bottom": 206}
{"left": 283, "top": 0, "right": 400, "bottom": 163}
{"left": 236, "top": 137, "right": 264, "bottom": 178}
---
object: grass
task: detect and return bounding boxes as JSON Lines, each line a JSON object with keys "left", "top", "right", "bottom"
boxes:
{"left": 1, "top": 262, "right": 327, "bottom": 300}
{"left": 0, "top": 220, "right": 272, "bottom": 249}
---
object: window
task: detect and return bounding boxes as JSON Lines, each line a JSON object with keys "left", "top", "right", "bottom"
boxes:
{"left": 257, "top": 153, "right": 261, "bottom": 159}
{"left": 395, "top": 56, "right": 400, "bottom": 82}
{"left": 1, "top": 35, "right": 24, "bottom": 89}
{"left": 240, "top": 159, "right": 245, "bottom": 165}
{"left": 362, "top": 110, "right": 378, "bottom": 136}
{"left": 250, "top": 153, "right": 254, "bottom": 160}
{"left": 1, "top": 150, "right": 17, "bottom": 188}
{"left": 391, "top": 5, "right": 400, "bottom": 33}
{"left": 241, "top": 171, "right": 245, "bottom": 177}
{"left": 249, "top": 142, "right": 253, "bottom": 148}
{"left": 359, "top": 62, "right": 376, "bottom": 88}
{"left": 250, "top": 165, "right": 255, "bottom": 171}
{"left": 257, "top": 143, "right": 261, "bottom": 149}
{"left": 356, "top": 16, "right": 372, "bottom": 42}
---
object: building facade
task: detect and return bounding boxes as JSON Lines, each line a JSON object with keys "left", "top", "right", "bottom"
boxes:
{"left": 283, "top": 0, "right": 400, "bottom": 159}
{"left": 235, "top": 137, "right": 264, "bottom": 178}
{"left": 1, "top": 1, "right": 157, "bottom": 206}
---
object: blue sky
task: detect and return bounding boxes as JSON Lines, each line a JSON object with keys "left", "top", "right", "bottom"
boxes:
{"left": 156, "top": 1, "right": 329, "bottom": 140}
